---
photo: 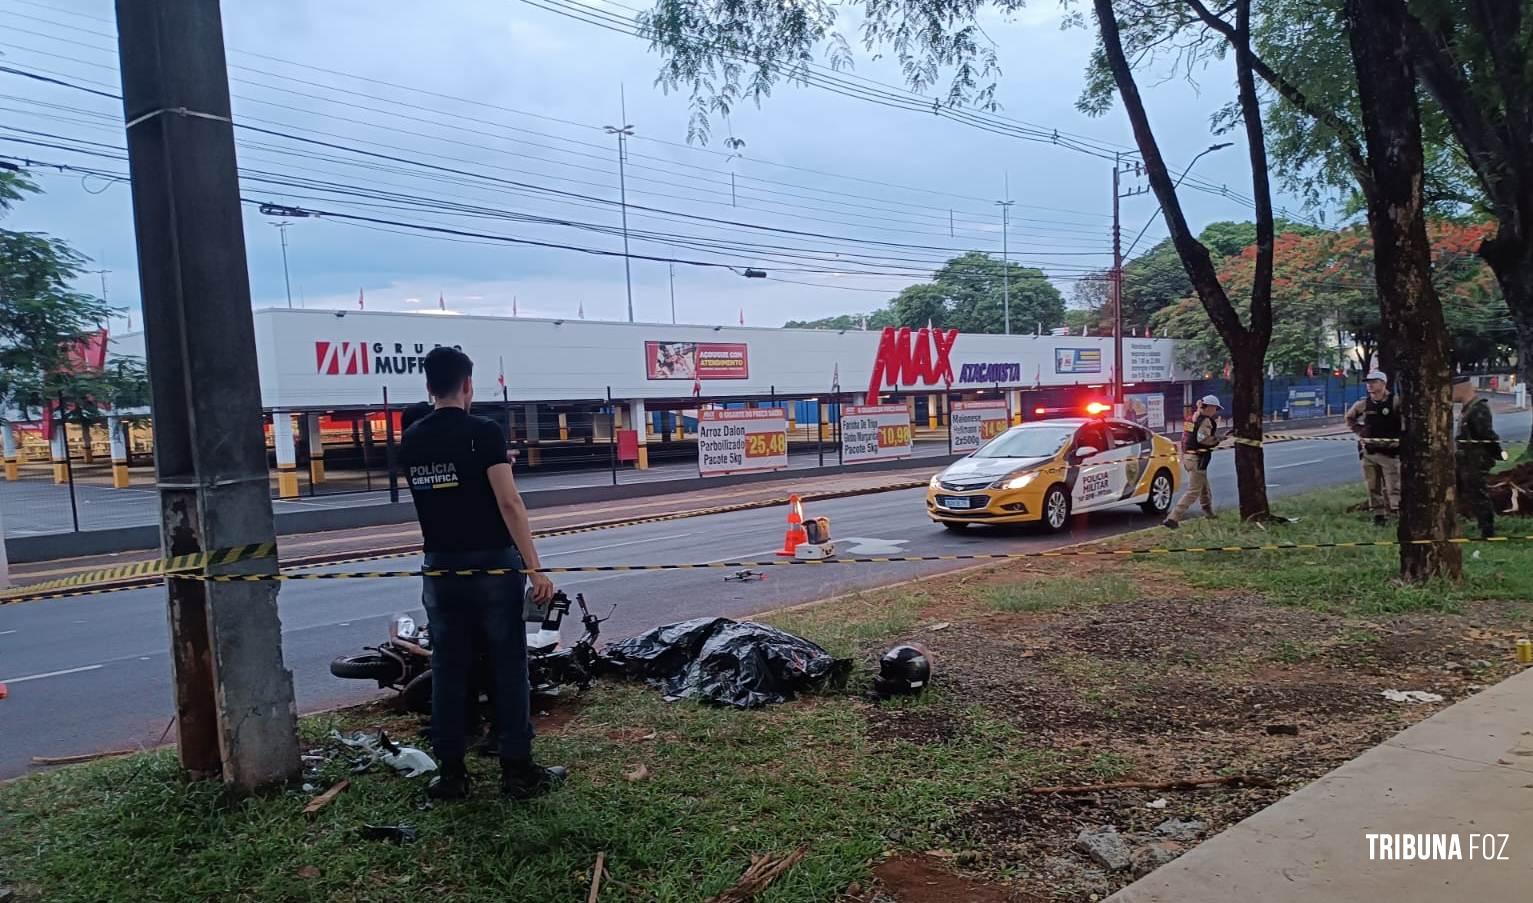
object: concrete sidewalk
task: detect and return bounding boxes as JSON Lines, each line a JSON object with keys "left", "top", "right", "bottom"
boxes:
{"left": 1111, "top": 667, "right": 1533, "bottom": 902}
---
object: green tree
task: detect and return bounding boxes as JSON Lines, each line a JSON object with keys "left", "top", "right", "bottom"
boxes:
{"left": 931, "top": 252, "right": 1064, "bottom": 334}
{"left": 1246, "top": 0, "right": 1533, "bottom": 450}
{"left": 784, "top": 252, "right": 1064, "bottom": 334}
{"left": 0, "top": 171, "right": 140, "bottom": 426}
{"left": 783, "top": 309, "right": 896, "bottom": 330}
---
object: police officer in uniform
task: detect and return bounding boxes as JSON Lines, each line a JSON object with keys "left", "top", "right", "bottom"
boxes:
{"left": 1344, "top": 370, "right": 1402, "bottom": 526}
{"left": 1163, "top": 394, "right": 1223, "bottom": 528}
{"left": 401, "top": 347, "right": 566, "bottom": 800}
{"left": 1452, "top": 375, "right": 1503, "bottom": 539}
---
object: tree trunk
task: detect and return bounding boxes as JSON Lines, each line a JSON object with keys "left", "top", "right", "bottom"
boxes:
{"left": 1230, "top": 349, "right": 1270, "bottom": 520}
{"left": 1345, "top": 0, "right": 1461, "bottom": 581}
{"left": 1092, "top": 0, "right": 1270, "bottom": 519}
{"left": 1479, "top": 232, "right": 1533, "bottom": 454}
{"left": 80, "top": 420, "right": 94, "bottom": 464}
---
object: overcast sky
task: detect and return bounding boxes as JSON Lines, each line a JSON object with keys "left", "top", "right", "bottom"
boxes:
{"left": 0, "top": 0, "right": 1325, "bottom": 331}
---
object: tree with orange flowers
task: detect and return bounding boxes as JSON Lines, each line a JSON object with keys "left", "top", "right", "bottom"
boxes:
{"left": 1155, "top": 221, "right": 1512, "bottom": 376}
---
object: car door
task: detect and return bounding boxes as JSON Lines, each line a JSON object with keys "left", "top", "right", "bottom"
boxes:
{"left": 1069, "top": 422, "right": 1120, "bottom": 512}
{"left": 1108, "top": 420, "right": 1155, "bottom": 502}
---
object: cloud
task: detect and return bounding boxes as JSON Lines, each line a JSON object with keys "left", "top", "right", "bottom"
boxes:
{"left": 15, "top": 0, "right": 1308, "bottom": 331}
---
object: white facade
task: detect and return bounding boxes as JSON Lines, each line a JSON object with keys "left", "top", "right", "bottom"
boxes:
{"left": 108, "top": 309, "right": 1192, "bottom": 410}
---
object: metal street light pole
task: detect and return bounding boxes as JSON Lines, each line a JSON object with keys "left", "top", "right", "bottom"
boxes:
{"left": 668, "top": 262, "right": 676, "bottom": 324}
{"left": 273, "top": 221, "right": 293, "bottom": 309}
{"left": 995, "top": 199, "right": 1014, "bottom": 335}
{"left": 1123, "top": 143, "right": 1234, "bottom": 259}
{"left": 605, "top": 89, "right": 636, "bottom": 323}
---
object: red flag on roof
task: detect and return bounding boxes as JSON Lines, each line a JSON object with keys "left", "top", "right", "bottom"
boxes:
{"left": 358, "top": 288, "right": 365, "bottom": 310}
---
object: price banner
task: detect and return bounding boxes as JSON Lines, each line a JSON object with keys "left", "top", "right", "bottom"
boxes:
{"left": 951, "top": 400, "right": 1010, "bottom": 453}
{"left": 698, "top": 408, "right": 788, "bottom": 477}
{"left": 840, "top": 404, "right": 913, "bottom": 464}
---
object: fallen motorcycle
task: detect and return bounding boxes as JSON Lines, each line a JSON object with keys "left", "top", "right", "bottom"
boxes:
{"left": 329, "top": 590, "right": 613, "bottom": 714}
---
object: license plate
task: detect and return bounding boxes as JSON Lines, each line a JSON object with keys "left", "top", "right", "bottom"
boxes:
{"left": 941, "top": 496, "right": 973, "bottom": 509}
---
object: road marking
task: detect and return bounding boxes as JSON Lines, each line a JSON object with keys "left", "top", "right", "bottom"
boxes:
{"left": 1269, "top": 458, "right": 1328, "bottom": 470}
{"left": 0, "top": 630, "right": 16, "bottom": 636}
{"left": 0, "top": 664, "right": 104, "bottom": 684}
{"left": 838, "top": 537, "right": 912, "bottom": 555}
{"left": 548, "top": 532, "right": 698, "bottom": 557}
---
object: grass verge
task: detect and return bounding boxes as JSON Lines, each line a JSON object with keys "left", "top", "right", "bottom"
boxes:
{"left": 1, "top": 483, "right": 1529, "bottom": 902}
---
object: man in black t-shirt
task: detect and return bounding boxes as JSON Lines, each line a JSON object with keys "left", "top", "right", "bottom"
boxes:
{"left": 401, "top": 347, "right": 565, "bottom": 800}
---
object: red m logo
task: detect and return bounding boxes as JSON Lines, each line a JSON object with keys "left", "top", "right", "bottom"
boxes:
{"left": 315, "top": 341, "right": 370, "bottom": 375}
{"left": 866, "top": 326, "right": 958, "bottom": 402}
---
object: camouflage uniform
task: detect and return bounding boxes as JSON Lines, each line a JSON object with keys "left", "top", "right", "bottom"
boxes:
{"left": 1455, "top": 396, "right": 1502, "bottom": 538}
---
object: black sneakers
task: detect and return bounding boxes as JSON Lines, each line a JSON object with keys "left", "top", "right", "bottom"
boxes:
{"left": 1161, "top": 519, "right": 1179, "bottom": 530}
{"left": 501, "top": 761, "right": 569, "bottom": 800}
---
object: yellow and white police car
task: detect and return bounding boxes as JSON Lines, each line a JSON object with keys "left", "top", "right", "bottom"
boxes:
{"left": 927, "top": 415, "right": 1181, "bottom": 532}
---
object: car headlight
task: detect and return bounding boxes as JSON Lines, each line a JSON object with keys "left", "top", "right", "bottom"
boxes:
{"left": 990, "top": 470, "right": 1039, "bottom": 490}
{"left": 929, "top": 473, "right": 943, "bottom": 488}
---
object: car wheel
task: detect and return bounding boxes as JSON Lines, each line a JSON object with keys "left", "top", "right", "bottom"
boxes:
{"left": 1141, "top": 469, "right": 1174, "bottom": 515}
{"left": 942, "top": 521, "right": 969, "bottom": 532}
{"left": 1041, "top": 485, "right": 1071, "bottom": 533}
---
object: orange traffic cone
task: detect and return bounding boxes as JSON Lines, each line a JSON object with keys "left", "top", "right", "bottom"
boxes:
{"left": 776, "top": 494, "right": 809, "bottom": 556}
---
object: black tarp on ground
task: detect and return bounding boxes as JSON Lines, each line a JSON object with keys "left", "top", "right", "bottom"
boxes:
{"left": 601, "top": 617, "right": 851, "bottom": 708}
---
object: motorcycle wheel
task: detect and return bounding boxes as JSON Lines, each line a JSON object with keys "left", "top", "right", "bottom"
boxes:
{"left": 330, "top": 652, "right": 401, "bottom": 683}
{"left": 398, "top": 671, "right": 433, "bottom": 715}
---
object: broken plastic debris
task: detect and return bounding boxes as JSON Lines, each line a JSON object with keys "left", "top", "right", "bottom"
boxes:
{"left": 1145, "top": 798, "right": 1168, "bottom": 810}
{"left": 360, "top": 824, "right": 418, "bottom": 844}
{"left": 1381, "top": 689, "right": 1444, "bottom": 704}
{"left": 330, "top": 729, "right": 438, "bottom": 777}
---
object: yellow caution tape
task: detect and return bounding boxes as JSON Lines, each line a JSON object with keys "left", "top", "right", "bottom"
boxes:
{"left": 0, "top": 481, "right": 929, "bottom": 604}
{"left": 155, "top": 535, "right": 1526, "bottom": 579}
{"left": 0, "top": 543, "right": 276, "bottom": 600}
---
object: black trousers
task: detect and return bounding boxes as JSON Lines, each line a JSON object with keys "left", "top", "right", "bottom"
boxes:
{"left": 1456, "top": 462, "right": 1494, "bottom": 537}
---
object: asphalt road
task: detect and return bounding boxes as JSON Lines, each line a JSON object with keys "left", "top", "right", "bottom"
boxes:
{"left": 0, "top": 441, "right": 954, "bottom": 537}
{"left": 2, "top": 416, "right": 1526, "bottom": 779}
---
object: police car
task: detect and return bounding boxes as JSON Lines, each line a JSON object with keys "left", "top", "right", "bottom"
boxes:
{"left": 927, "top": 413, "right": 1181, "bottom": 532}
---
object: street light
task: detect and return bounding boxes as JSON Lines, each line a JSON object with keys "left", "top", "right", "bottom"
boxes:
{"left": 272, "top": 221, "right": 294, "bottom": 309}
{"left": 995, "top": 199, "right": 1015, "bottom": 335}
{"left": 1123, "top": 142, "right": 1233, "bottom": 259}
{"left": 604, "top": 121, "right": 636, "bottom": 323}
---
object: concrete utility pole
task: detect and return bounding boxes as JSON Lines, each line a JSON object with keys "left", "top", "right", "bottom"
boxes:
{"left": 114, "top": 0, "right": 299, "bottom": 788}
{"left": 668, "top": 262, "right": 677, "bottom": 324}
{"left": 1111, "top": 154, "right": 1149, "bottom": 411}
{"left": 1113, "top": 143, "right": 1230, "bottom": 410}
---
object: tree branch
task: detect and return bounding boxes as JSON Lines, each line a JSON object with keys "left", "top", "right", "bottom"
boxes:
{"left": 1092, "top": 0, "right": 1246, "bottom": 348}
{"left": 1182, "top": 0, "right": 1374, "bottom": 200}
{"left": 1400, "top": 11, "right": 1517, "bottom": 224}
{"left": 1233, "top": 0, "right": 1275, "bottom": 348}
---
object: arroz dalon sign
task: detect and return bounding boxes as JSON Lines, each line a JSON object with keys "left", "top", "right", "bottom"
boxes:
{"left": 697, "top": 408, "right": 788, "bottom": 477}
{"left": 950, "top": 400, "right": 1010, "bottom": 453}
{"left": 840, "top": 404, "right": 913, "bottom": 464}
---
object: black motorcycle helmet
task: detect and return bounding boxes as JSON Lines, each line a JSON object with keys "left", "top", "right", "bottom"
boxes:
{"left": 872, "top": 643, "right": 932, "bottom": 697}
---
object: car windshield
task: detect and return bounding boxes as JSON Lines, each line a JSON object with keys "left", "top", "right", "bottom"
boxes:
{"left": 972, "top": 425, "right": 1074, "bottom": 459}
